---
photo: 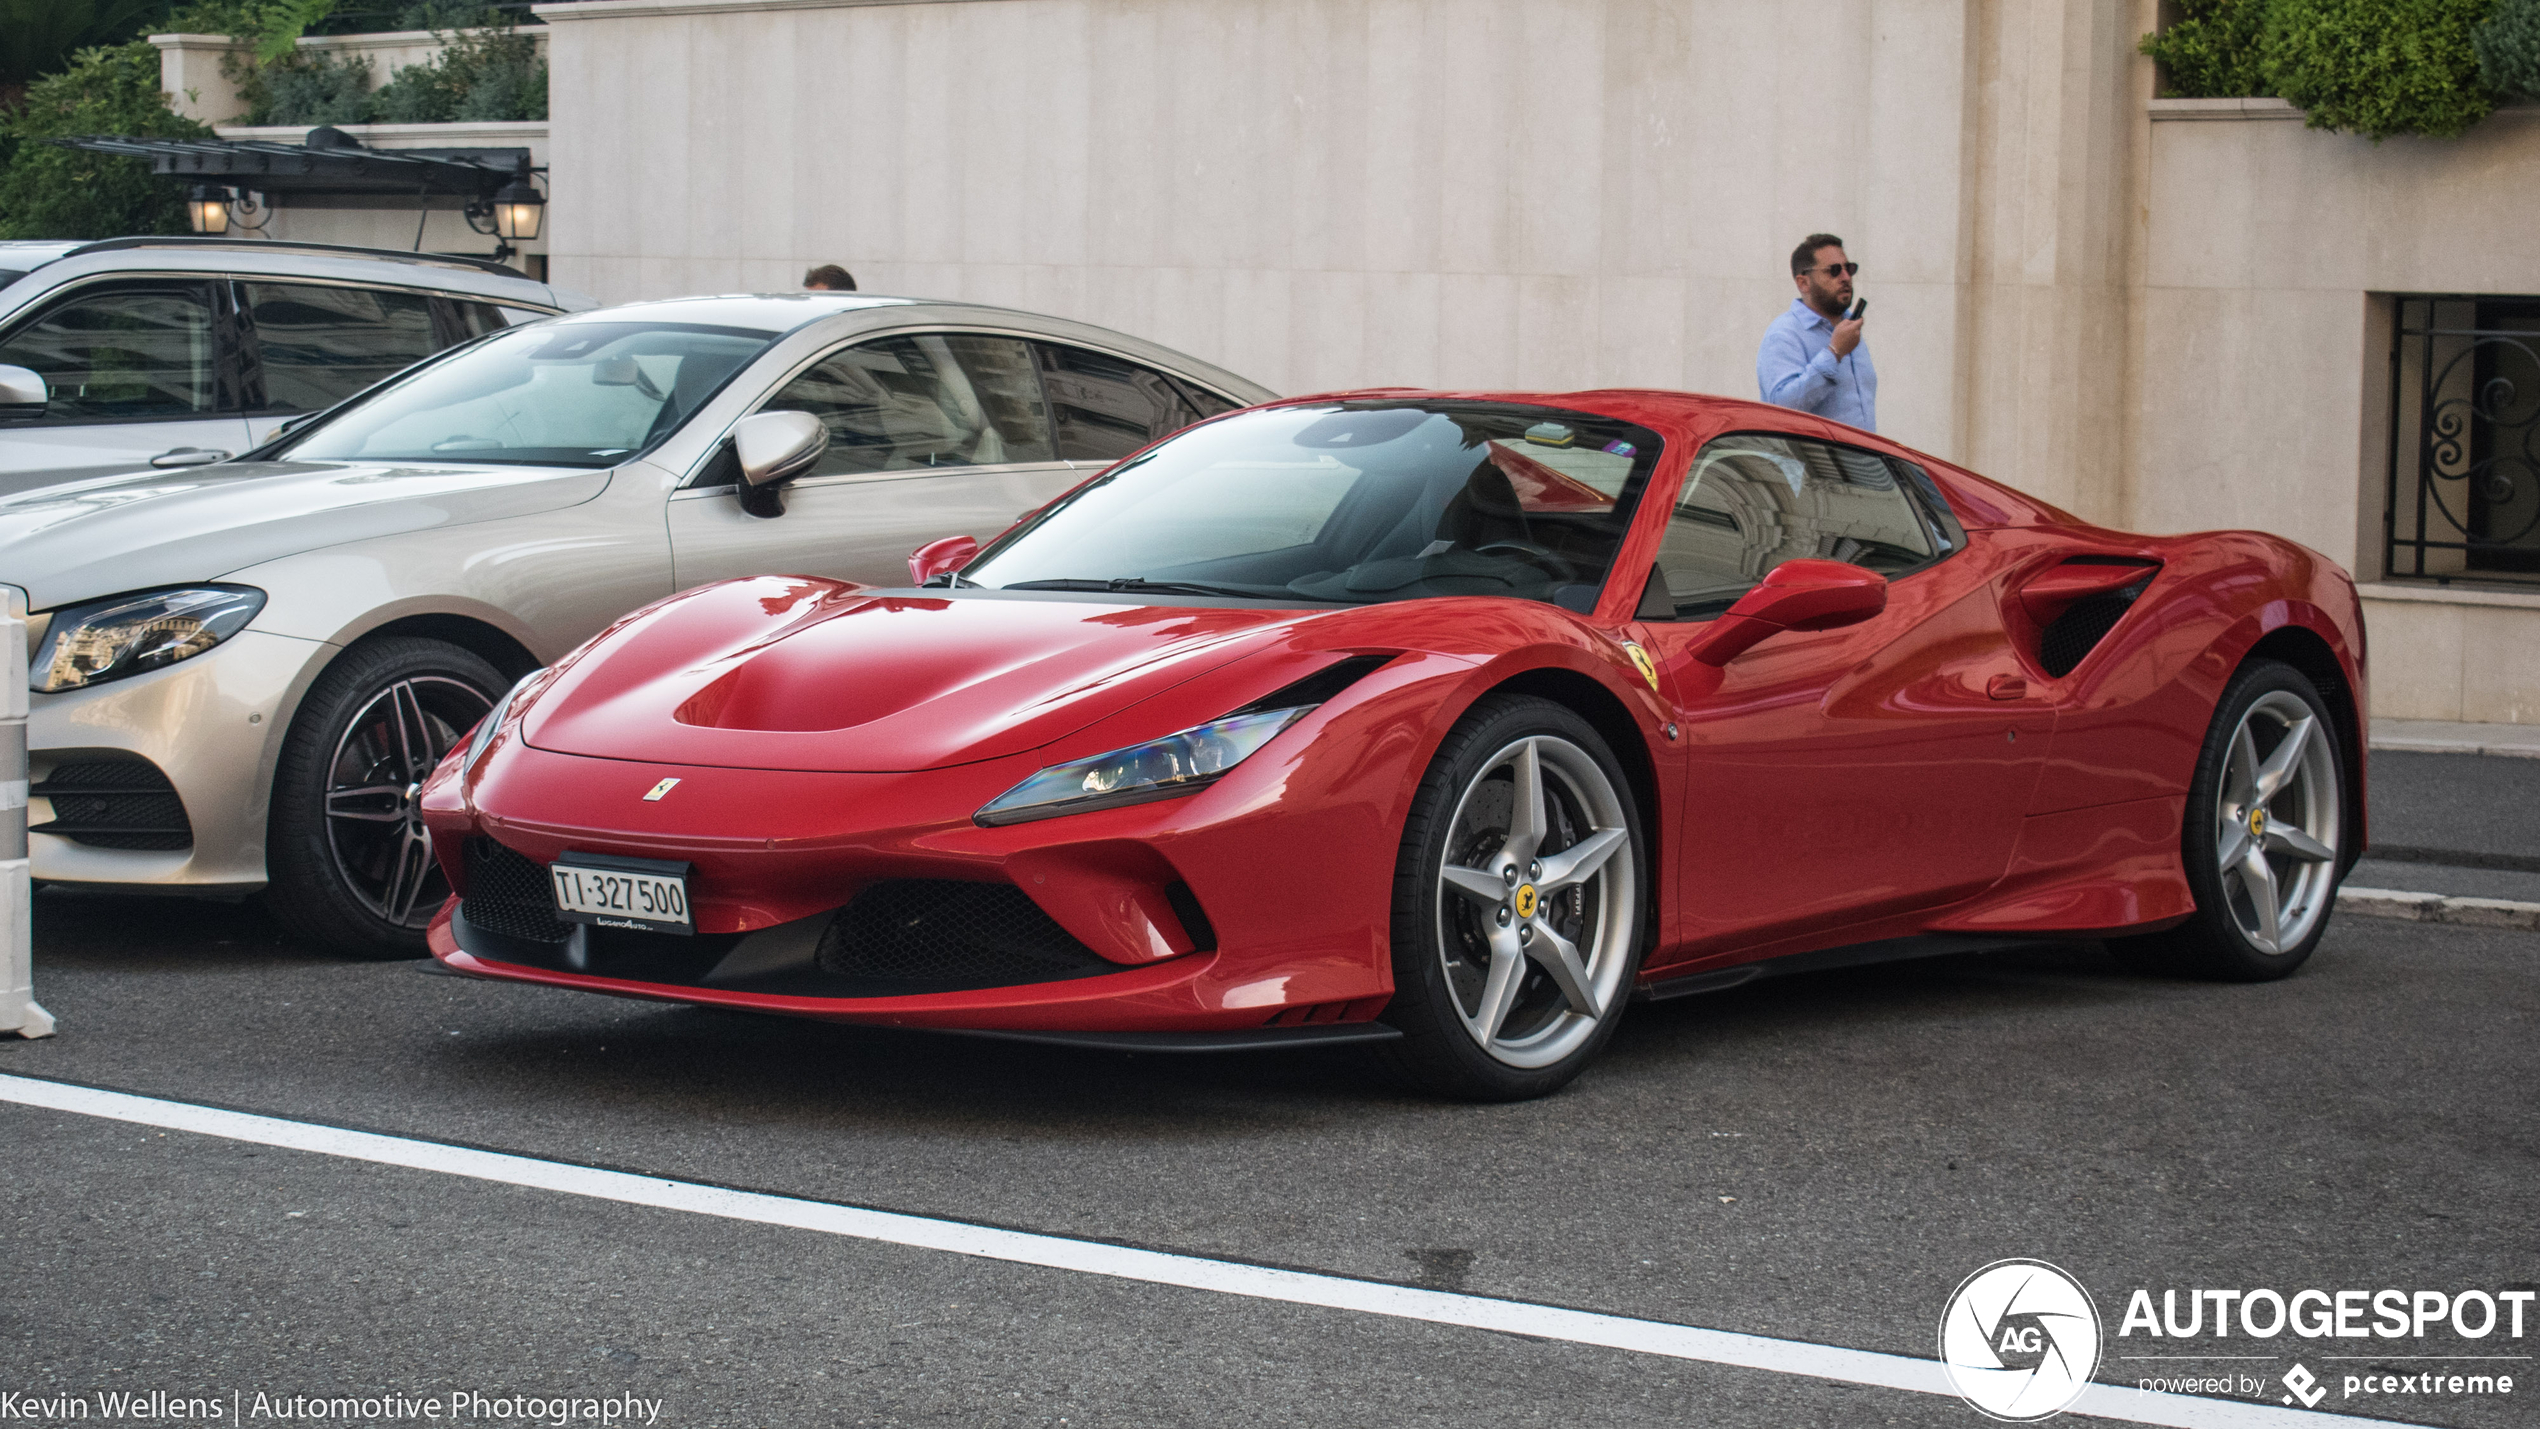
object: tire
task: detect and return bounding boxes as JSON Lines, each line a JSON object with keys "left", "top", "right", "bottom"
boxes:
{"left": 265, "top": 637, "right": 505, "bottom": 959}
{"left": 1378, "top": 694, "right": 1649, "bottom": 1100}
{"left": 2110, "top": 659, "right": 2348, "bottom": 981}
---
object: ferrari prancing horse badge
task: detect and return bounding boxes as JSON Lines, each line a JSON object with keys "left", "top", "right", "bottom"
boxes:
{"left": 1622, "top": 641, "right": 1660, "bottom": 691}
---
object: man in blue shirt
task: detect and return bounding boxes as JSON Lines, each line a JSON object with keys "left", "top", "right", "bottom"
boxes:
{"left": 1757, "top": 232, "right": 1876, "bottom": 432}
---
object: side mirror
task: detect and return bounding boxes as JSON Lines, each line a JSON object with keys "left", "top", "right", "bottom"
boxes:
{"left": 1688, "top": 558, "right": 1887, "bottom": 667}
{"left": 731, "top": 410, "right": 828, "bottom": 519}
{"left": 0, "top": 364, "right": 48, "bottom": 416}
{"left": 909, "top": 535, "right": 980, "bottom": 587}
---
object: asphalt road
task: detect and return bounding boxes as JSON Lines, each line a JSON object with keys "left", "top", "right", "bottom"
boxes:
{"left": 2354, "top": 751, "right": 2540, "bottom": 901}
{"left": 4, "top": 880, "right": 2533, "bottom": 1428}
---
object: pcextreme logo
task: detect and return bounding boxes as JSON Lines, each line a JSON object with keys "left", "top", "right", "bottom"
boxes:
{"left": 1938, "top": 1259, "right": 2103, "bottom": 1421}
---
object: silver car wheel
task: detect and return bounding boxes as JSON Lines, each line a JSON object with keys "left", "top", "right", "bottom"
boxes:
{"left": 323, "top": 676, "right": 491, "bottom": 929}
{"left": 1432, "top": 734, "right": 1639, "bottom": 1070}
{"left": 2213, "top": 689, "right": 2341, "bottom": 956}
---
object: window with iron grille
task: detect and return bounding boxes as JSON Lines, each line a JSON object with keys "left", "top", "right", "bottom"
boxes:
{"left": 2386, "top": 295, "right": 2540, "bottom": 585}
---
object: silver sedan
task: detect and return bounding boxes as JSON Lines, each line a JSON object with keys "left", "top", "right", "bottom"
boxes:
{"left": 3, "top": 293, "right": 1272, "bottom": 956}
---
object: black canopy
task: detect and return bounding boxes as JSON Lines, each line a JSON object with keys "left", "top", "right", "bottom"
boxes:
{"left": 48, "top": 126, "right": 532, "bottom": 199}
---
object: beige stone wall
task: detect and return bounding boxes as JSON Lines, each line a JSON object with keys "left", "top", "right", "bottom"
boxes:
{"left": 529, "top": 0, "right": 2540, "bottom": 722}
{"left": 541, "top": 0, "right": 2095, "bottom": 476}
{"left": 2129, "top": 102, "right": 2540, "bottom": 575}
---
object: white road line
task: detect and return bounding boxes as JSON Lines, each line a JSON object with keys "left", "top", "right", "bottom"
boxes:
{"left": 0, "top": 1072, "right": 2421, "bottom": 1429}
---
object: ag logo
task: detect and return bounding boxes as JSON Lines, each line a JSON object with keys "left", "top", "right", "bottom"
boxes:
{"left": 1938, "top": 1259, "right": 2102, "bottom": 1421}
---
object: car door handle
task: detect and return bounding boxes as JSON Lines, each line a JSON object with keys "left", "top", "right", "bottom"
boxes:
{"left": 149, "top": 447, "right": 230, "bottom": 468}
{"left": 1987, "top": 674, "right": 2029, "bottom": 700}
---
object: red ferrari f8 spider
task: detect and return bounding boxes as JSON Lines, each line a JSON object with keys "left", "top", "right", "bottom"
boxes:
{"left": 421, "top": 391, "right": 2366, "bottom": 1099}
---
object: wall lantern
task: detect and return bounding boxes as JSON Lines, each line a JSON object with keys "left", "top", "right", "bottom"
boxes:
{"left": 466, "top": 167, "right": 547, "bottom": 265}
{"left": 186, "top": 185, "right": 231, "bottom": 235}
{"left": 491, "top": 179, "right": 544, "bottom": 241}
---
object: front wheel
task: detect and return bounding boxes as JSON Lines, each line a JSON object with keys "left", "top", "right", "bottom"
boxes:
{"left": 1379, "top": 694, "right": 1647, "bottom": 1100}
{"left": 265, "top": 637, "right": 504, "bottom": 959}
{"left": 2111, "top": 659, "right": 2347, "bottom": 980}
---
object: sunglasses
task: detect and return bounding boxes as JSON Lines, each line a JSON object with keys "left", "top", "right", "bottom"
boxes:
{"left": 1808, "top": 262, "right": 1861, "bottom": 278}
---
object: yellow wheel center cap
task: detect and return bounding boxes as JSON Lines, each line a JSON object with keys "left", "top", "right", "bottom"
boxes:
{"left": 2248, "top": 808, "right": 2268, "bottom": 838}
{"left": 1513, "top": 884, "right": 1539, "bottom": 919}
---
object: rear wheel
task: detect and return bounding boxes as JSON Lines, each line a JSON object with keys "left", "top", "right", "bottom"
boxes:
{"left": 265, "top": 637, "right": 503, "bottom": 959}
{"left": 2112, "top": 659, "right": 2346, "bottom": 980}
{"left": 1380, "top": 695, "right": 1647, "bottom": 1100}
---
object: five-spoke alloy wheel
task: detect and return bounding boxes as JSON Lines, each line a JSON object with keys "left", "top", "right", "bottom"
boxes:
{"left": 267, "top": 637, "right": 505, "bottom": 958}
{"left": 2113, "top": 659, "right": 2348, "bottom": 980}
{"left": 1383, "top": 694, "right": 1646, "bottom": 1099}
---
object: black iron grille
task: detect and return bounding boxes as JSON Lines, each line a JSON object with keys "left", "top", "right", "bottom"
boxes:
{"left": 460, "top": 837, "right": 571, "bottom": 942}
{"left": 2038, "top": 595, "right": 2137, "bottom": 679}
{"left": 29, "top": 760, "right": 192, "bottom": 851}
{"left": 818, "top": 880, "right": 1118, "bottom": 990}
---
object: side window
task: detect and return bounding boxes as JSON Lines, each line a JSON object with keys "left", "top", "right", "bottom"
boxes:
{"left": 1888, "top": 456, "right": 1966, "bottom": 554}
{"left": 1651, "top": 434, "right": 1941, "bottom": 618}
{"left": 1034, "top": 342, "right": 1204, "bottom": 461}
{"left": 1173, "top": 376, "right": 1243, "bottom": 420}
{"left": 763, "top": 333, "right": 1055, "bottom": 478}
{"left": 448, "top": 301, "right": 513, "bottom": 339}
{"left": 242, "top": 283, "right": 441, "bottom": 411}
{"left": 0, "top": 281, "right": 222, "bottom": 420}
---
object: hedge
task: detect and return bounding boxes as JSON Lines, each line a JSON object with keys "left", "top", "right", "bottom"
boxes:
{"left": 2143, "top": 0, "right": 2517, "bottom": 139}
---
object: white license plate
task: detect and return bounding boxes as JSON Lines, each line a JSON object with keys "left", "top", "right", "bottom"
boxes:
{"left": 550, "top": 853, "right": 693, "bottom": 935}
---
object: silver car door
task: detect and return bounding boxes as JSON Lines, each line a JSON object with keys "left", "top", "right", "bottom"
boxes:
{"left": 667, "top": 332, "right": 1079, "bottom": 590}
{"left": 0, "top": 278, "right": 251, "bottom": 493}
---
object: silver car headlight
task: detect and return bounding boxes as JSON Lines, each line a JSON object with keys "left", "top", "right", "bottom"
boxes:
{"left": 462, "top": 668, "right": 549, "bottom": 775}
{"left": 31, "top": 586, "right": 266, "bottom": 693}
{"left": 974, "top": 706, "right": 1313, "bottom": 827}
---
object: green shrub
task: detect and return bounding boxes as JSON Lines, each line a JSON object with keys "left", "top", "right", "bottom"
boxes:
{"left": 2142, "top": 0, "right": 2275, "bottom": 98}
{"left": 2141, "top": 0, "right": 2508, "bottom": 137}
{"left": 391, "top": 1, "right": 497, "bottom": 28}
{"left": 2478, "top": 0, "right": 2540, "bottom": 98}
{"left": 0, "top": 40, "right": 211, "bottom": 239}
{"left": 2263, "top": 0, "right": 2497, "bottom": 139}
{"left": 244, "top": 48, "right": 370, "bottom": 124}
{"left": 369, "top": 25, "right": 543, "bottom": 122}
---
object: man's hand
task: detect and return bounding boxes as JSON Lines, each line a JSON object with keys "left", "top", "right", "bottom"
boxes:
{"left": 1830, "top": 315, "right": 1863, "bottom": 358}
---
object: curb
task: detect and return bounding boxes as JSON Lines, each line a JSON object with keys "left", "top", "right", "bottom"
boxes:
{"left": 2337, "top": 886, "right": 2540, "bottom": 931}
{"left": 2369, "top": 737, "right": 2540, "bottom": 758}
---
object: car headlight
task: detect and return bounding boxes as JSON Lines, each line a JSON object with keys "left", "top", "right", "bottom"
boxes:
{"left": 462, "top": 668, "right": 548, "bottom": 775}
{"left": 31, "top": 586, "right": 266, "bottom": 693}
{"left": 975, "top": 706, "right": 1313, "bottom": 827}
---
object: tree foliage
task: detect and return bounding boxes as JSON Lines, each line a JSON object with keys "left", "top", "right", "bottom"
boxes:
{"left": 0, "top": 0, "right": 177, "bottom": 102}
{"left": 2477, "top": 0, "right": 2540, "bottom": 98}
{"left": 0, "top": 41, "right": 211, "bottom": 240}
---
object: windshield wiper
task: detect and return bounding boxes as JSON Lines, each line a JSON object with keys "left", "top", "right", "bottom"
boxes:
{"left": 1002, "top": 577, "right": 1272, "bottom": 599}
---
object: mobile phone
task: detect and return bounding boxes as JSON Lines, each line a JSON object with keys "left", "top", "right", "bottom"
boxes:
{"left": 1846, "top": 297, "right": 1868, "bottom": 321}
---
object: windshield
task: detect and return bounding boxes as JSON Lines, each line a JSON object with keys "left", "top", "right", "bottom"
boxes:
{"left": 277, "top": 320, "right": 776, "bottom": 467}
{"left": 963, "top": 400, "right": 1664, "bottom": 609}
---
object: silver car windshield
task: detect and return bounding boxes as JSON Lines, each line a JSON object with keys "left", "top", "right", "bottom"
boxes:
{"left": 963, "top": 400, "right": 1664, "bottom": 609}
{"left": 278, "top": 320, "right": 777, "bottom": 468}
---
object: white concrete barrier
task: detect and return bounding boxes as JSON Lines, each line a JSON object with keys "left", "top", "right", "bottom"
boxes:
{"left": 1, "top": 586, "right": 53, "bottom": 1038}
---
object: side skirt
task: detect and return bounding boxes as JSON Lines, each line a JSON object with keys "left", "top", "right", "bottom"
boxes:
{"left": 949, "top": 1024, "right": 1404, "bottom": 1054}
{"left": 1634, "top": 933, "right": 2061, "bottom": 1002}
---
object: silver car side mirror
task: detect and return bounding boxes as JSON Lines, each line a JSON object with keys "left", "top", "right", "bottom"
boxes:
{"left": 0, "top": 364, "right": 47, "bottom": 414}
{"left": 735, "top": 410, "right": 827, "bottom": 488}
